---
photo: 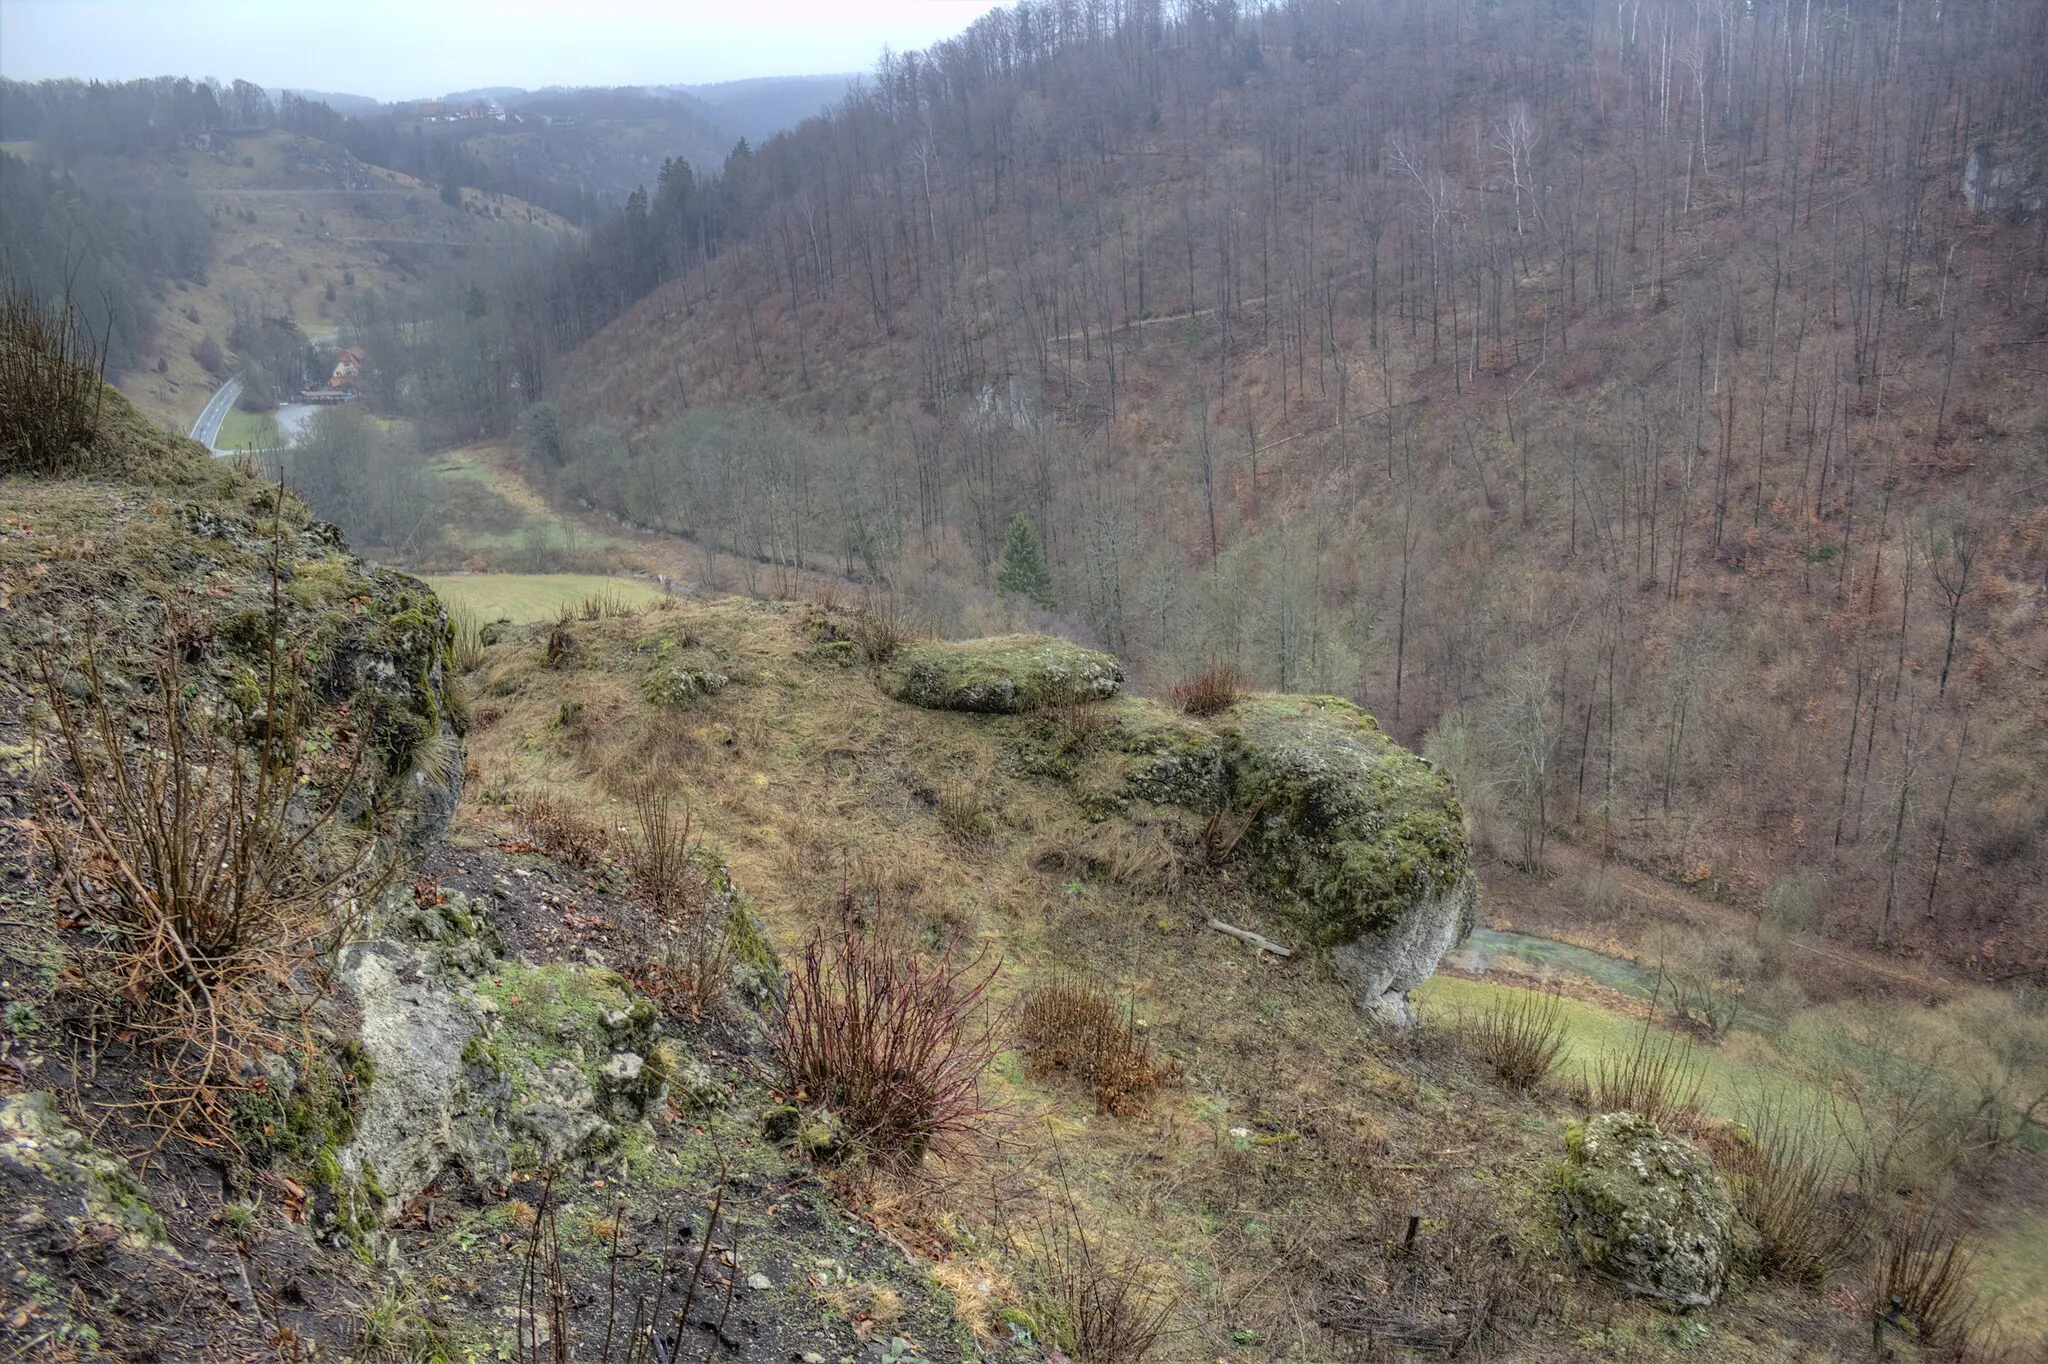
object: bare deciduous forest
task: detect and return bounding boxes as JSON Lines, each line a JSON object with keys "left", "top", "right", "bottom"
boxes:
{"left": 493, "top": 0, "right": 2048, "bottom": 979}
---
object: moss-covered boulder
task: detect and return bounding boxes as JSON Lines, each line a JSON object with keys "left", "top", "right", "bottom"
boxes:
{"left": 1112, "top": 698, "right": 1228, "bottom": 809}
{"left": 1212, "top": 696, "right": 1473, "bottom": 1022}
{"left": 1558, "top": 1113, "right": 1740, "bottom": 1310}
{"left": 881, "top": 635, "right": 1122, "bottom": 714}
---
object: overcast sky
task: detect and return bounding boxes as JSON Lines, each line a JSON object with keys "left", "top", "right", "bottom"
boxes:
{"left": 0, "top": 0, "right": 1005, "bottom": 99}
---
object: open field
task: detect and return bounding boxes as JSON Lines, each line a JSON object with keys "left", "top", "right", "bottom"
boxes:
{"left": 422, "top": 571, "right": 667, "bottom": 622}
{"left": 212, "top": 405, "right": 278, "bottom": 451}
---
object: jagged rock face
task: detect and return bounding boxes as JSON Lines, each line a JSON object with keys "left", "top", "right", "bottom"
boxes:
{"left": 881, "top": 635, "right": 1124, "bottom": 713}
{"left": 1964, "top": 138, "right": 2045, "bottom": 220}
{"left": 1558, "top": 1113, "right": 1740, "bottom": 1310}
{"left": 1214, "top": 696, "right": 1474, "bottom": 1024}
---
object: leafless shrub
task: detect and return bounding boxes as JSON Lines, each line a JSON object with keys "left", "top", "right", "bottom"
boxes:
{"left": 1169, "top": 663, "right": 1244, "bottom": 717}
{"left": 1318, "top": 1185, "right": 1541, "bottom": 1355}
{"left": 626, "top": 780, "right": 701, "bottom": 915}
{"left": 450, "top": 607, "right": 488, "bottom": 673}
{"left": 1580, "top": 1021, "right": 1704, "bottom": 1126}
{"left": 1729, "top": 1094, "right": 1865, "bottom": 1285}
{"left": 1019, "top": 977, "right": 1166, "bottom": 1117}
{"left": 579, "top": 587, "right": 642, "bottom": 622}
{"left": 1010, "top": 1160, "right": 1176, "bottom": 1363}
{"left": 1, "top": 278, "right": 108, "bottom": 474}
{"left": 511, "top": 790, "right": 610, "bottom": 868}
{"left": 1874, "top": 1204, "right": 1980, "bottom": 1357}
{"left": 1468, "top": 987, "right": 1570, "bottom": 1093}
{"left": 36, "top": 567, "right": 376, "bottom": 1152}
{"left": 847, "top": 592, "right": 917, "bottom": 664}
{"left": 770, "top": 922, "right": 998, "bottom": 1166}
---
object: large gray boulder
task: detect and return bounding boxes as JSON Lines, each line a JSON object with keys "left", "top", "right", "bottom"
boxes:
{"left": 1213, "top": 696, "right": 1475, "bottom": 1025}
{"left": 1558, "top": 1112, "right": 1741, "bottom": 1310}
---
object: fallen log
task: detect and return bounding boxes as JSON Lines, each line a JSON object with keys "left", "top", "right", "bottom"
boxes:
{"left": 1207, "top": 918, "right": 1294, "bottom": 958}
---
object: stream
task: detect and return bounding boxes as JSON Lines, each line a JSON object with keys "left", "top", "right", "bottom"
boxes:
{"left": 1445, "top": 927, "right": 1661, "bottom": 998}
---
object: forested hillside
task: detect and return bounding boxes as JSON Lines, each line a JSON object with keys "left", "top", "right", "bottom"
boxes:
{"left": 535, "top": 0, "right": 2048, "bottom": 976}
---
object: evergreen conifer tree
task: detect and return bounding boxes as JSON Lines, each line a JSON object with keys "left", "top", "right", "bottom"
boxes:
{"left": 996, "top": 512, "right": 1056, "bottom": 609}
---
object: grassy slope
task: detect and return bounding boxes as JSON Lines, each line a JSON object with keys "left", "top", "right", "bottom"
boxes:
{"left": 57, "top": 129, "right": 577, "bottom": 431}
{"left": 454, "top": 594, "right": 2022, "bottom": 1360}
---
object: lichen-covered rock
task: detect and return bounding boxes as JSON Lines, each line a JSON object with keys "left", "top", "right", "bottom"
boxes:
{"left": 881, "top": 635, "right": 1122, "bottom": 714}
{"left": 1558, "top": 1113, "right": 1740, "bottom": 1310}
{"left": 1213, "top": 696, "right": 1473, "bottom": 1021}
{"left": 338, "top": 939, "right": 506, "bottom": 1218}
{"left": 0, "top": 1091, "right": 166, "bottom": 1249}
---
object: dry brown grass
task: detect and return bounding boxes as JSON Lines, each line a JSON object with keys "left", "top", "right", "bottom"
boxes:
{"left": 1018, "top": 977, "right": 1167, "bottom": 1117}
{"left": 1168, "top": 663, "right": 1244, "bottom": 717}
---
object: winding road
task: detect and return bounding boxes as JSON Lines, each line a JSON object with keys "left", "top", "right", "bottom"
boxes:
{"left": 188, "top": 376, "right": 242, "bottom": 452}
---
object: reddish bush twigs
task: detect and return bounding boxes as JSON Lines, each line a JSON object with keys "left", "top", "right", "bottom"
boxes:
{"left": 770, "top": 923, "right": 999, "bottom": 1166}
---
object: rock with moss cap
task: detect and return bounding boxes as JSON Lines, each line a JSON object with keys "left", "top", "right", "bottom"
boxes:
{"left": 1557, "top": 1112, "right": 1741, "bottom": 1310}
{"left": 881, "top": 635, "right": 1122, "bottom": 714}
{"left": 1214, "top": 695, "right": 1474, "bottom": 1024}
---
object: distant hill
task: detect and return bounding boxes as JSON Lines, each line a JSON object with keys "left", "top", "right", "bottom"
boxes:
{"left": 666, "top": 74, "right": 857, "bottom": 145}
{"left": 281, "top": 88, "right": 384, "bottom": 116}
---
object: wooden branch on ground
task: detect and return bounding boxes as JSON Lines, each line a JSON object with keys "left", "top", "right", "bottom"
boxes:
{"left": 1207, "top": 918, "right": 1293, "bottom": 958}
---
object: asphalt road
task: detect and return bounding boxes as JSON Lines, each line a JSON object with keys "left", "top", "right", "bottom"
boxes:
{"left": 188, "top": 376, "right": 242, "bottom": 451}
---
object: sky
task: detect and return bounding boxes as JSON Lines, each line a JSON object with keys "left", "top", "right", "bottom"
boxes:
{"left": 0, "top": 0, "right": 1006, "bottom": 99}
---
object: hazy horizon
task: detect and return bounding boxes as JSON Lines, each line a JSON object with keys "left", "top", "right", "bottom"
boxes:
{"left": 0, "top": 0, "right": 1004, "bottom": 102}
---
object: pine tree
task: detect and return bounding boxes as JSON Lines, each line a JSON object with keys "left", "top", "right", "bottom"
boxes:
{"left": 996, "top": 513, "right": 1056, "bottom": 609}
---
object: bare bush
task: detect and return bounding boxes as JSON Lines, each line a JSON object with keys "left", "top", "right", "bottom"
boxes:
{"left": 1168, "top": 663, "right": 1244, "bottom": 717}
{"left": 1730, "top": 1095, "right": 1864, "bottom": 1285}
{"left": 1581, "top": 1022, "right": 1703, "bottom": 1126}
{"left": 770, "top": 922, "right": 998, "bottom": 1166}
{"left": 1875, "top": 1205, "right": 1980, "bottom": 1357}
{"left": 1, "top": 279, "right": 108, "bottom": 474}
{"left": 511, "top": 790, "right": 610, "bottom": 868}
{"left": 1318, "top": 1185, "right": 1542, "bottom": 1355}
{"left": 847, "top": 592, "right": 917, "bottom": 663}
{"left": 1019, "top": 977, "right": 1166, "bottom": 1116}
{"left": 626, "top": 780, "right": 700, "bottom": 915}
{"left": 37, "top": 592, "right": 375, "bottom": 1150}
{"left": 1011, "top": 1163, "right": 1176, "bottom": 1363}
{"left": 1468, "top": 987, "right": 1570, "bottom": 1093}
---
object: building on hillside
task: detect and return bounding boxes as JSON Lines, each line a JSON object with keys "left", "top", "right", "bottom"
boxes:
{"left": 329, "top": 347, "right": 366, "bottom": 388}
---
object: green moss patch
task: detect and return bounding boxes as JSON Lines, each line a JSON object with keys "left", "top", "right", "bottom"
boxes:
{"left": 1214, "top": 696, "right": 1468, "bottom": 949}
{"left": 880, "top": 635, "right": 1123, "bottom": 714}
